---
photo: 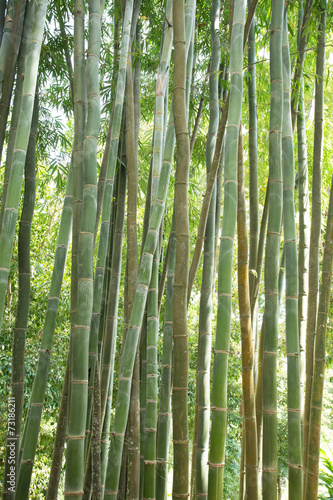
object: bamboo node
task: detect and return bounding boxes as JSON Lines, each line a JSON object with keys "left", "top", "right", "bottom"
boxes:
{"left": 21, "top": 459, "right": 34, "bottom": 464}
{"left": 173, "top": 387, "right": 188, "bottom": 391}
{"left": 119, "top": 377, "right": 132, "bottom": 381}
{"left": 218, "top": 292, "right": 232, "bottom": 298}
{"left": 103, "top": 491, "right": 117, "bottom": 496}
{"left": 172, "top": 494, "right": 189, "bottom": 498}
{"left": 286, "top": 296, "right": 298, "bottom": 300}
{"left": 71, "top": 380, "right": 88, "bottom": 384}
{"left": 66, "top": 434, "right": 85, "bottom": 440}
{"left": 284, "top": 238, "right": 296, "bottom": 243}
{"left": 146, "top": 399, "right": 158, "bottom": 404}
{"left": 213, "top": 350, "right": 229, "bottom": 354}
{"left": 264, "top": 291, "right": 278, "bottom": 296}
{"left": 262, "top": 410, "right": 277, "bottom": 414}
{"left": 111, "top": 432, "right": 124, "bottom": 437}
{"left": 286, "top": 353, "right": 299, "bottom": 357}
{"left": 143, "top": 460, "right": 156, "bottom": 465}
{"left": 199, "top": 331, "right": 211, "bottom": 336}
{"left": 211, "top": 406, "right": 227, "bottom": 412}
{"left": 173, "top": 440, "right": 189, "bottom": 444}
{"left": 208, "top": 462, "right": 225, "bottom": 468}
{"left": 31, "top": 403, "right": 43, "bottom": 407}
{"left": 221, "top": 236, "right": 234, "bottom": 242}
{"left": 159, "top": 412, "right": 171, "bottom": 416}
{"left": 267, "top": 231, "right": 280, "bottom": 236}
{"left": 289, "top": 463, "right": 302, "bottom": 469}
{"left": 310, "top": 404, "right": 322, "bottom": 410}
{"left": 263, "top": 351, "right": 276, "bottom": 356}
{"left": 224, "top": 179, "right": 238, "bottom": 185}
{"left": 40, "top": 349, "right": 52, "bottom": 353}
{"left": 262, "top": 467, "right": 278, "bottom": 472}
{"left": 63, "top": 491, "right": 84, "bottom": 497}
{"left": 245, "top": 464, "right": 258, "bottom": 469}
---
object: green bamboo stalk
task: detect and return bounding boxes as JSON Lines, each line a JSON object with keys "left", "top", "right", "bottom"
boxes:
{"left": 64, "top": 0, "right": 101, "bottom": 494}
{"left": 247, "top": 0, "right": 258, "bottom": 307}
{"left": 71, "top": 0, "right": 86, "bottom": 335}
{"left": 207, "top": 1, "right": 246, "bottom": 498}
{"left": 172, "top": 0, "right": 191, "bottom": 497}
{"left": 0, "top": 0, "right": 14, "bottom": 94}
{"left": 237, "top": 126, "right": 258, "bottom": 498}
{"left": 305, "top": 175, "right": 333, "bottom": 499}
{"left": 187, "top": 0, "right": 258, "bottom": 302}
{"left": 156, "top": 217, "right": 175, "bottom": 500}
{"left": 0, "top": 0, "right": 5, "bottom": 44}
{"left": 15, "top": 166, "right": 73, "bottom": 499}
{"left": 125, "top": 39, "right": 140, "bottom": 500}
{"left": 290, "top": 0, "right": 313, "bottom": 132}
{"left": 99, "top": 165, "right": 126, "bottom": 428}
{"left": 46, "top": 356, "right": 70, "bottom": 500}
{"left": 144, "top": 3, "right": 172, "bottom": 495}
{"left": 0, "top": 0, "right": 47, "bottom": 351}
{"left": 282, "top": 10, "right": 302, "bottom": 497}
{"left": 303, "top": 2, "right": 326, "bottom": 483}
{"left": 92, "top": 360, "right": 101, "bottom": 499}
{"left": 87, "top": 0, "right": 134, "bottom": 424}
{"left": 262, "top": 0, "right": 283, "bottom": 497}
{"left": 0, "top": 0, "right": 27, "bottom": 162}
{"left": 297, "top": 0, "right": 310, "bottom": 449}
{"left": 194, "top": 0, "right": 219, "bottom": 496}
{"left": 2, "top": 90, "right": 37, "bottom": 499}
{"left": 0, "top": 0, "right": 34, "bottom": 234}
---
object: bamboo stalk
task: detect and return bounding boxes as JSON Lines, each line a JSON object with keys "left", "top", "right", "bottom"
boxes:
{"left": 305, "top": 175, "right": 333, "bottom": 499}
{"left": 207, "top": 1, "right": 246, "bottom": 497}
{"left": 2, "top": 90, "right": 37, "bottom": 499}
{"left": 237, "top": 126, "right": 258, "bottom": 498}
{"left": 262, "top": 0, "right": 283, "bottom": 497}
{"left": 303, "top": 2, "right": 326, "bottom": 483}
{"left": 282, "top": 10, "right": 302, "bottom": 497}
{"left": 194, "top": 0, "right": 219, "bottom": 495}
{"left": 15, "top": 165, "right": 73, "bottom": 499}
{"left": 65, "top": 0, "right": 101, "bottom": 493}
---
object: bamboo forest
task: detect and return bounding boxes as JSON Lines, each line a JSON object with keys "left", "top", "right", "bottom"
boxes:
{"left": 1, "top": 0, "right": 333, "bottom": 498}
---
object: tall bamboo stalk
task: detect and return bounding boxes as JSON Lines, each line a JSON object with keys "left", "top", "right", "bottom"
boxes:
{"left": 305, "top": 175, "right": 333, "bottom": 499}
{"left": 282, "top": 10, "right": 302, "bottom": 497}
{"left": 296, "top": 1, "right": 310, "bottom": 448}
{"left": 247, "top": 0, "right": 258, "bottom": 312}
{"left": 303, "top": 1, "right": 326, "bottom": 482}
{"left": 144, "top": 3, "right": 172, "bottom": 494}
{"left": 207, "top": 1, "right": 246, "bottom": 497}
{"left": 237, "top": 126, "right": 258, "bottom": 498}
{"left": 88, "top": 1, "right": 134, "bottom": 426}
{"left": 2, "top": 90, "right": 37, "bottom": 499}
{"left": 0, "top": 0, "right": 27, "bottom": 161}
{"left": 194, "top": 0, "right": 219, "bottom": 496}
{"left": 46, "top": 356, "right": 70, "bottom": 500}
{"left": 125, "top": 35, "right": 140, "bottom": 500}
{"left": 15, "top": 165, "right": 73, "bottom": 499}
{"left": 172, "top": 0, "right": 191, "bottom": 497}
{"left": 262, "top": 0, "right": 283, "bottom": 497}
{"left": 156, "top": 217, "right": 176, "bottom": 500}
{"left": 0, "top": 0, "right": 45, "bottom": 323}
{"left": 64, "top": 0, "right": 101, "bottom": 494}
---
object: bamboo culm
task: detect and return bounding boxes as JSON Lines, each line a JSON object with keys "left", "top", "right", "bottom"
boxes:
{"left": 303, "top": 0, "right": 326, "bottom": 486}
{"left": 305, "top": 175, "right": 333, "bottom": 498}
{"left": 2, "top": 90, "right": 38, "bottom": 499}
{"left": 282, "top": 10, "right": 302, "bottom": 497}
{"left": 64, "top": 0, "right": 101, "bottom": 494}
{"left": 207, "top": 1, "right": 246, "bottom": 497}
{"left": 15, "top": 166, "right": 73, "bottom": 499}
{"left": 262, "top": 0, "right": 283, "bottom": 497}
